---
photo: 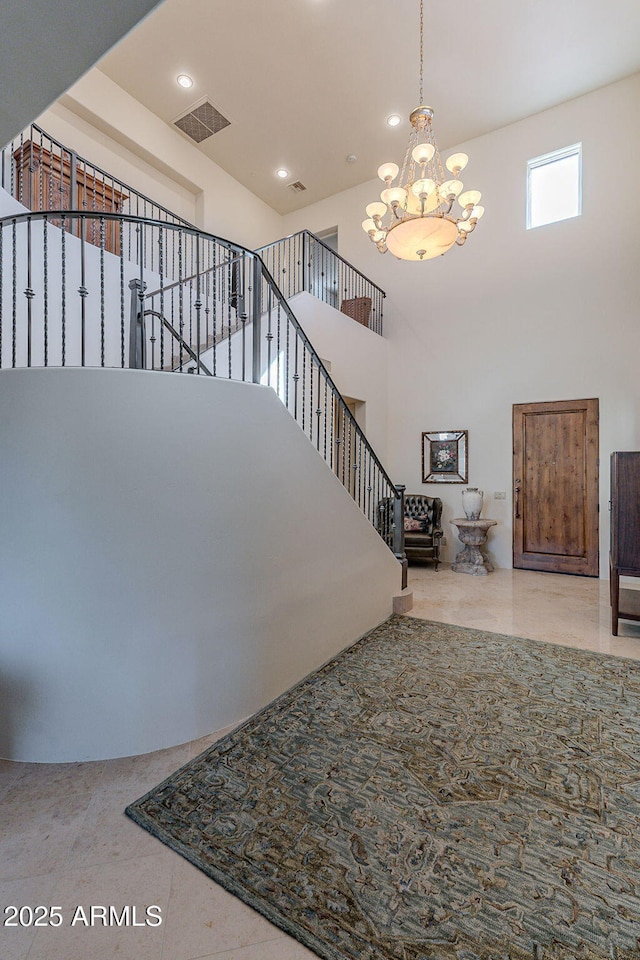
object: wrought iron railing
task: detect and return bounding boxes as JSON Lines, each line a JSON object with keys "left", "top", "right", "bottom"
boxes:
{"left": 258, "top": 230, "right": 385, "bottom": 335}
{"left": 2, "top": 127, "right": 385, "bottom": 335}
{"left": 0, "top": 208, "right": 405, "bottom": 567}
{"left": 1, "top": 123, "right": 189, "bottom": 236}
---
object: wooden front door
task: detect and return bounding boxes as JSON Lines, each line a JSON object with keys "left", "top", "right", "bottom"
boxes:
{"left": 512, "top": 398, "right": 599, "bottom": 576}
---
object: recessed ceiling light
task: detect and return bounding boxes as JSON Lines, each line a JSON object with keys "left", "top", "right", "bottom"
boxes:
{"left": 276, "top": 168, "right": 289, "bottom": 179}
{"left": 177, "top": 74, "right": 193, "bottom": 89}
{"left": 387, "top": 114, "right": 402, "bottom": 127}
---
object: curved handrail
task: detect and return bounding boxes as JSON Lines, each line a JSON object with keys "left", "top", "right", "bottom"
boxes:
{"left": 0, "top": 208, "right": 249, "bottom": 253}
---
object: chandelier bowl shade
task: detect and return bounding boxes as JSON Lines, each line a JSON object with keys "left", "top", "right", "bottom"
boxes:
{"left": 385, "top": 215, "right": 459, "bottom": 261}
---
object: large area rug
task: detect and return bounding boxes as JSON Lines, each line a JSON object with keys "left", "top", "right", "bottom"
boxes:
{"left": 126, "top": 616, "right": 640, "bottom": 960}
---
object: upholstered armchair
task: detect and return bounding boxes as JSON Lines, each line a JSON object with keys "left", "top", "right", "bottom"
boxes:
{"left": 403, "top": 494, "right": 443, "bottom": 570}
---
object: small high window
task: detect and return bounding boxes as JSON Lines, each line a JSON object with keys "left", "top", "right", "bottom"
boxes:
{"left": 526, "top": 144, "right": 582, "bottom": 230}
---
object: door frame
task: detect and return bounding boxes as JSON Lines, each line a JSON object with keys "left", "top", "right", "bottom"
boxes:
{"left": 512, "top": 397, "right": 599, "bottom": 576}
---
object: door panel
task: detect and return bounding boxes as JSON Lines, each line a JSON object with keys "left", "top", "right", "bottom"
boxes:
{"left": 513, "top": 398, "right": 599, "bottom": 576}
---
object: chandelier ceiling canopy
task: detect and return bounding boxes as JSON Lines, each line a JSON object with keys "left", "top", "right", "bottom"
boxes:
{"left": 362, "top": 0, "right": 484, "bottom": 261}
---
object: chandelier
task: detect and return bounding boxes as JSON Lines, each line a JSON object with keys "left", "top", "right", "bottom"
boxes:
{"left": 362, "top": 0, "right": 484, "bottom": 261}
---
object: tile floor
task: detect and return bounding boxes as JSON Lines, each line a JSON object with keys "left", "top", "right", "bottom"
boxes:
{"left": 2, "top": 565, "right": 640, "bottom": 960}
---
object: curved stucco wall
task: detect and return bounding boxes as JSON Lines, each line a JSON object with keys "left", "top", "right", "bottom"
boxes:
{"left": 0, "top": 368, "right": 400, "bottom": 762}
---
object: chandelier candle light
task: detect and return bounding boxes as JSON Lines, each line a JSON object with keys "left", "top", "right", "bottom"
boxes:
{"left": 362, "top": 0, "right": 484, "bottom": 261}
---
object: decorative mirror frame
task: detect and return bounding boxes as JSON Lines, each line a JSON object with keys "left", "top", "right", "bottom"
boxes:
{"left": 422, "top": 430, "right": 468, "bottom": 483}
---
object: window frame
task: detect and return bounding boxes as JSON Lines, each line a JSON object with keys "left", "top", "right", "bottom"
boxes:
{"left": 526, "top": 143, "right": 582, "bottom": 230}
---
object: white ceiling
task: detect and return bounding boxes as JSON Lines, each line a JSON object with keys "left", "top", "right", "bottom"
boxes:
{"left": 97, "top": 0, "right": 640, "bottom": 215}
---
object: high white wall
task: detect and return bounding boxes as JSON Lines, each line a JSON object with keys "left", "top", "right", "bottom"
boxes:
{"left": 282, "top": 73, "right": 640, "bottom": 575}
{"left": 0, "top": 368, "right": 401, "bottom": 763}
{"left": 34, "top": 69, "right": 284, "bottom": 249}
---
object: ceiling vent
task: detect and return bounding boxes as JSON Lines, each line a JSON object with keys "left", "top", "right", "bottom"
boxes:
{"left": 174, "top": 99, "right": 230, "bottom": 143}
{"left": 288, "top": 180, "right": 307, "bottom": 194}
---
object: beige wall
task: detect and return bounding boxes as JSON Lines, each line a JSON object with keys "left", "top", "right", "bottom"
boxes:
{"left": 282, "top": 73, "right": 640, "bottom": 575}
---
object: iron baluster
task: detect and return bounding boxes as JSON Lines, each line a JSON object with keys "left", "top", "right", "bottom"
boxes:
{"left": 24, "top": 217, "right": 34, "bottom": 367}
{"left": 293, "top": 333, "right": 300, "bottom": 422}
{"left": 265, "top": 278, "right": 273, "bottom": 388}
{"left": 252, "top": 255, "right": 262, "bottom": 384}
{"left": 315, "top": 366, "right": 322, "bottom": 452}
{"left": 212, "top": 240, "right": 217, "bottom": 376}
{"left": 42, "top": 218, "right": 48, "bottom": 366}
{"left": 341, "top": 400, "right": 347, "bottom": 487}
{"left": 301, "top": 231, "right": 308, "bottom": 293}
{"left": 158, "top": 228, "right": 165, "bottom": 371}
{"left": 323, "top": 379, "right": 328, "bottom": 461}
{"left": 284, "top": 305, "right": 290, "bottom": 409}
{"left": 274, "top": 289, "right": 281, "bottom": 398}
{"left": 99, "top": 218, "right": 105, "bottom": 366}
{"left": 301, "top": 344, "right": 306, "bottom": 432}
{"left": 204, "top": 248, "right": 211, "bottom": 365}
{"left": 139, "top": 225, "right": 146, "bottom": 367}
{"left": 37, "top": 128, "right": 44, "bottom": 212}
{"left": 178, "top": 230, "right": 184, "bottom": 371}
{"left": 188, "top": 240, "right": 194, "bottom": 359}
{"left": 225, "top": 250, "right": 231, "bottom": 379}
{"left": 68, "top": 150, "right": 77, "bottom": 216}
{"left": 119, "top": 220, "right": 125, "bottom": 367}
{"left": 347, "top": 404, "right": 353, "bottom": 496}
{"left": 78, "top": 220, "right": 88, "bottom": 366}
{"left": 336, "top": 400, "right": 343, "bottom": 486}
{"left": 12, "top": 218, "right": 17, "bottom": 367}
{"left": 61, "top": 216, "right": 66, "bottom": 366}
{"left": 149, "top": 304, "right": 156, "bottom": 371}
{"left": 329, "top": 383, "right": 334, "bottom": 470}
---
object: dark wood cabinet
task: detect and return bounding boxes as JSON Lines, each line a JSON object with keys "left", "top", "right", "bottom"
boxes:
{"left": 609, "top": 451, "right": 640, "bottom": 635}
{"left": 13, "top": 141, "right": 128, "bottom": 256}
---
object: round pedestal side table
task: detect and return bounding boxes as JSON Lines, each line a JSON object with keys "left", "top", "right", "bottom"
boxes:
{"left": 450, "top": 518, "right": 497, "bottom": 576}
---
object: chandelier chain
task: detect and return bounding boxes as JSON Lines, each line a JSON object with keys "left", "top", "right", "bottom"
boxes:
{"left": 419, "top": 0, "right": 424, "bottom": 104}
{"left": 361, "top": 0, "right": 484, "bottom": 260}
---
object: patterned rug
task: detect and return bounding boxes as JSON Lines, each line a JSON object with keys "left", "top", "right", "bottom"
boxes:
{"left": 126, "top": 616, "right": 640, "bottom": 960}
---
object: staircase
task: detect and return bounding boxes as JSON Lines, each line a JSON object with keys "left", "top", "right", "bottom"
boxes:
{"left": 0, "top": 123, "right": 405, "bottom": 568}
